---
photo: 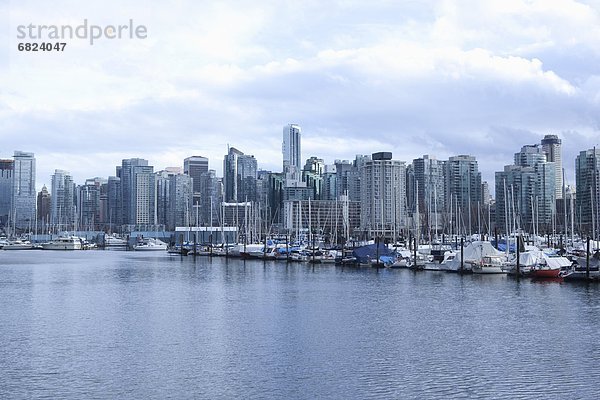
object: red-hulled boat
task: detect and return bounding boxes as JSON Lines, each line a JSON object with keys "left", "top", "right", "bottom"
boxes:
{"left": 529, "top": 265, "right": 561, "bottom": 279}
{"left": 530, "top": 254, "right": 572, "bottom": 279}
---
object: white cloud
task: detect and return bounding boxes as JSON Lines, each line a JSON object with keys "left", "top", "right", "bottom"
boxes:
{"left": 1, "top": 0, "right": 600, "bottom": 194}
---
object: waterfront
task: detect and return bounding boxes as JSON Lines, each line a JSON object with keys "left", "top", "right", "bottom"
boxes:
{"left": 1, "top": 251, "right": 599, "bottom": 399}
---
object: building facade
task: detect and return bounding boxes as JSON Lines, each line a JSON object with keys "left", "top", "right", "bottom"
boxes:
{"left": 11, "top": 151, "right": 36, "bottom": 231}
{"left": 541, "top": 134, "right": 563, "bottom": 200}
{"left": 0, "top": 159, "right": 13, "bottom": 227}
{"left": 360, "top": 152, "right": 406, "bottom": 239}
{"left": 495, "top": 145, "right": 555, "bottom": 234}
{"left": 575, "top": 148, "right": 600, "bottom": 237}
{"left": 51, "top": 169, "right": 76, "bottom": 230}
{"left": 447, "top": 155, "right": 482, "bottom": 235}
{"left": 282, "top": 124, "right": 301, "bottom": 181}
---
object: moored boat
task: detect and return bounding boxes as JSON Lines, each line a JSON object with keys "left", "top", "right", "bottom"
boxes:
{"left": 133, "top": 238, "right": 168, "bottom": 251}
{"left": 42, "top": 236, "right": 83, "bottom": 250}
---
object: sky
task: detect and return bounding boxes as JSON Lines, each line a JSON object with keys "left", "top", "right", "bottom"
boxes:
{"left": 2, "top": 0, "right": 600, "bottom": 195}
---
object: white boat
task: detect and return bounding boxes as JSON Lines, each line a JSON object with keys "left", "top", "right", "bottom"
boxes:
{"left": 426, "top": 251, "right": 456, "bottom": 271}
{"left": 104, "top": 233, "right": 128, "bottom": 248}
{"left": 470, "top": 255, "right": 507, "bottom": 274}
{"left": 3, "top": 239, "right": 35, "bottom": 250}
{"left": 42, "top": 236, "right": 83, "bottom": 250}
{"left": 133, "top": 238, "right": 168, "bottom": 251}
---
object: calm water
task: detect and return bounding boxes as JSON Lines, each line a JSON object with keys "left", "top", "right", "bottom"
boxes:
{"left": 0, "top": 250, "right": 599, "bottom": 399}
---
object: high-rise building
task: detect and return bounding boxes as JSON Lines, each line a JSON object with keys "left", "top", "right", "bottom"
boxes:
{"left": 120, "top": 158, "right": 155, "bottom": 227}
{"left": 495, "top": 145, "right": 555, "bottom": 234}
{"left": 541, "top": 134, "right": 563, "bottom": 199}
{"left": 223, "top": 147, "right": 257, "bottom": 203}
{"left": 412, "top": 155, "right": 446, "bottom": 234}
{"left": 0, "top": 159, "right": 13, "bottom": 226}
{"left": 106, "top": 176, "right": 122, "bottom": 229}
{"left": 283, "top": 124, "right": 301, "bottom": 181}
{"left": 11, "top": 151, "right": 36, "bottom": 231}
{"left": 322, "top": 164, "right": 337, "bottom": 201}
{"left": 184, "top": 156, "right": 208, "bottom": 205}
{"left": 155, "top": 169, "right": 176, "bottom": 228}
{"left": 575, "top": 148, "right": 600, "bottom": 236}
{"left": 37, "top": 185, "right": 51, "bottom": 225}
{"left": 51, "top": 169, "right": 76, "bottom": 229}
{"left": 168, "top": 173, "right": 193, "bottom": 229}
{"left": 447, "top": 155, "right": 482, "bottom": 235}
{"left": 78, "top": 178, "right": 106, "bottom": 231}
{"left": 303, "top": 157, "right": 325, "bottom": 200}
{"left": 360, "top": 152, "right": 406, "bottom": 239}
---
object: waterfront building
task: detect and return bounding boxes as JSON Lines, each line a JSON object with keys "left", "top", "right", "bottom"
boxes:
{"left": 106, "top": 176, "right": 122, "bottom": 230}
{"left": 168, "top": 173, "right": 193, "bottom": 230}
{"left": 36, "top": 185, "right": 51, "bottom": 227}
{"left": 223, "top": 147, "right": 258, "bottom": 203}
{"left": 575, "top": 148, "right": 600, "bottom": 237}
{"left": 412, "top": 155, "right": 446, "bottom": 235}
{"left": 334, "top": 156, "right": 365, "bottom": 202}
{"left": 77, "top": 177, "right": 106, "bottom": 231}
{"left": 0, "top": 159, "right": 13, "bottom": 227}
{"left": 495, "top": 145, "right": 555, "bottom": 234}
{"left": 120, "top": 158, "right": 156, "bottom": 228}
{"left": 541, "top": 134, "right": 563, "bottom": 199}
{"left": 51, "top": 169, "right": 76, "bottom": 230}
{"left": 322, "top": 164, "right": 337, "bottom": 201}
{"left": 11, "top": 151, "right": 36, "bottom": 231}
{"left": 155, "top": 169, "right": 177, "bottom": 229}
{"left": 302, "top": 157, "right": 325, "bottom": 200}
{"left": 283, "top": 124, "right": 302, "bottom": 182}
{"left": 184, "top": 156, "right": 208, "bottom": 209}
{"left": 360, "top": 152, "right": 406, "bottom": 239}
{"left": 447, "top": 155, "right": 482, "bottom": 235}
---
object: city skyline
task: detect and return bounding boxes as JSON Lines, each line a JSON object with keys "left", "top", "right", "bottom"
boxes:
{"left": 2, "top": 1, "right": 600, "bottom": 191}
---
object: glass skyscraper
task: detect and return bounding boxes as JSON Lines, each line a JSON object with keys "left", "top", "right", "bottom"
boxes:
{"left": 11, "top": 151, "right": 36, "bottom": 231}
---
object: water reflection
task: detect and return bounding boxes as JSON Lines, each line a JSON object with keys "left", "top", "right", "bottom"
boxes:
{"left": 0, "top": 251, "right": 598, "bottom": 399}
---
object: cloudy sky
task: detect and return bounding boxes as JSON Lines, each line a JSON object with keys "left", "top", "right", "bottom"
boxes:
{"left": 2, "top": 0, "right": 600, "bottom": 194}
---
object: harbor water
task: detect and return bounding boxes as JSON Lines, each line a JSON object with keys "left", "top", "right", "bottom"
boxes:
{"left": 1, "top": 250, "right": 599, "bottom": 399}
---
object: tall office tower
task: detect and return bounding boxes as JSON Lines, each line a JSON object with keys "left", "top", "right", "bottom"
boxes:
{"left": 541, "top": 134, "right": 563, "bottom": 199}
{"left": 447, "top": 155, "right": 482, "bottom": 235}
{"left": 303, "top": 157, "right": 325, "bottom": 200}
{"left": 198, "top": 169, "right": 220, "bottom": 226}
{"left": 120, "top": 158, "right": 155, "bottom": 226}
{"left": 168, "top": 173, "right": 193, "bottom": 230}
{"left": 334, "top": 155, "right": 366, "bottom": 202}
{"left": 78, "top": 178, "right": 106, "bottom": 231}
{"left": 223, "top": 147, "right": 257, "bottom": 203}
{"left": 481, "top": 181, "right": 491, "bottom": 205}
{"left": 412, "top": 155, "right": 446, "bottom": 234}
{"left": 283, "top": 124, "right": 301, "bottom": 181}
{"left": 322, "top": 164, "right": 337, "bottom": 201}
{"left": 11, "top": 151, "right": 36, "bottom": 231}
{"left": 575, "top": 148, "right": 600, "bottom": 237}
{"left": 495, "top": 145, "right": 555, "bottom": 234}
{"left": 0, "top": 159, "right": 13, "bottom": 226}
{"left": 155, "top": 169, "right": 175, "bottom": 228}
{"left": 360, "top": 152, "right": 406, "bottom": 239}
{"left": 184, "top": 156, "right": 209, "bottom": 205}
{"left": 37, "top": 185, "right": 51, "bottom": 225}
{"left": 106, "top": 176, "right": 122, "bottom": 229}
{"left": 51, "top": 169, "right": 76, "bottom": 229}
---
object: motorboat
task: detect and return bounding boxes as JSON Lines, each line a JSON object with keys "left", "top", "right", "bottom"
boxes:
{"left": 133, "top": 238, "right": 168, "bottom": 251}
{"left": 3, "top": 239, "right": 35, "bottom": 250}
{"left": 104, "top": 233, "right": 128, "bottom": 248}
{"left": 42, "top": 236, "right": 83, "bottom": 250}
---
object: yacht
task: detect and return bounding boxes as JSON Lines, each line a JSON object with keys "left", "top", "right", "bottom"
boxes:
{"left": 133, "top": 238, "right": 168, "bottom": 251}
{"left": 3, "top": 239, "right": 35, "bottom": 250}
{"left": 42, "top": 236, "right": 83, "bottom": 250}
{"left": 104, "top": 233, "right": 128, "bottom": 248}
